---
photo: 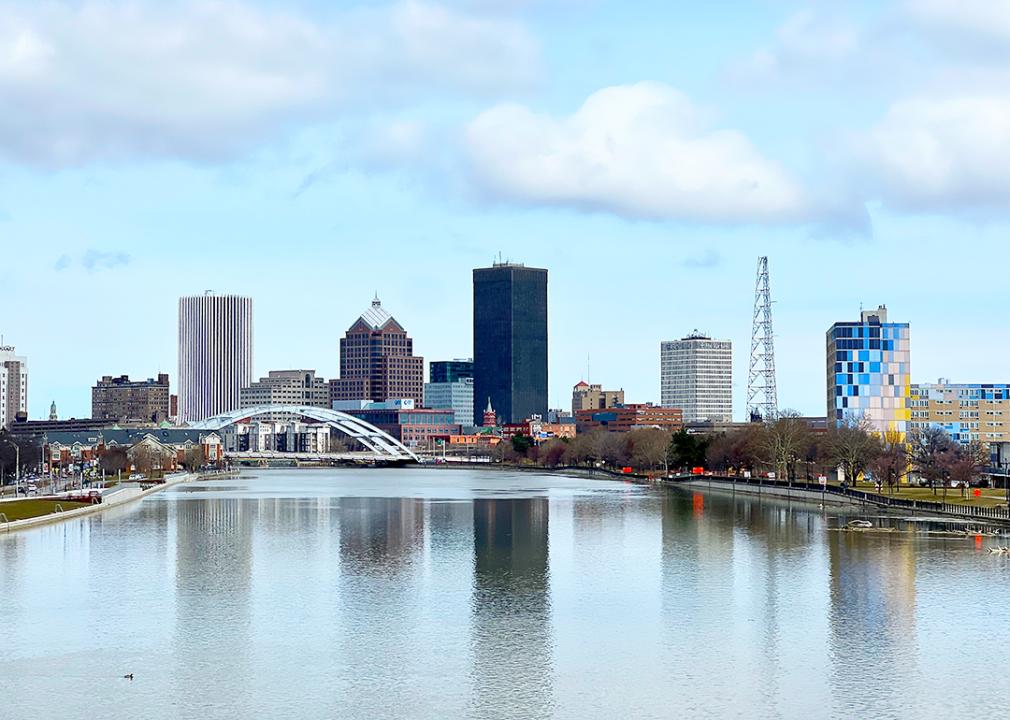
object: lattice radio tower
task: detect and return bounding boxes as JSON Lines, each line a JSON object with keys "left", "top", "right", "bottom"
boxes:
{"left": 747, "top": 256, "right": 778, "bottom": 422}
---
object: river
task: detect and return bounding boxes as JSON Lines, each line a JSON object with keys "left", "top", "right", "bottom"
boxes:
{"left": 2, "top": 467, "right": 1009, "bottom": 719}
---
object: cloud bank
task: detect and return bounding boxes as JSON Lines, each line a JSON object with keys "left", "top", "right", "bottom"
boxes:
{"left": 464, "top": 82, "right": 811, "bottom": 224}
{"left": 0, "top": 0, "right": 538, "bottom": 166}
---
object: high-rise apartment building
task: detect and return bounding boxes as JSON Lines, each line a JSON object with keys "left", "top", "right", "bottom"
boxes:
{"left": 571, "top": 381, "right": 624, "bottom": 416}
{"left": 826, "top": 305, "right": 910, "bottom": 436}
{"left": 330, "top": 298, "right": 424, "bottom": 406}
{"left": 660, "top": 332, "right": 732, "bottom": 423}
{"left": 0, "top": 345, "right": 28, "bottom": 428}
{"left": 92, "top": 374, "right": 171, "bottom": 423}
{"left": 178, "top": 293, "right": 254, "bottom": 424}
{"left": 473, "top": 263, "right": 548, "bottom": 425}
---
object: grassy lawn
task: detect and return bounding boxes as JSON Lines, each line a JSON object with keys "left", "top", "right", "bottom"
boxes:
{"left": 850, "top": 483, "right": 1010, "bottom": 508}
{"left": 0, "top": 499, "right": 91, "bottom": 522}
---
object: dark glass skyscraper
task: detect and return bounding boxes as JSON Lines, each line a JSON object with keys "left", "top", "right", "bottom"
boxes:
{"left": 473, "top": 263, "right": 548, "bottom": 424}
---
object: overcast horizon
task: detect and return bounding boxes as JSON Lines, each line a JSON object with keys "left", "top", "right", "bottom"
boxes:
{"left": 4, "top": 0, "right": 1010, "bottom": 421}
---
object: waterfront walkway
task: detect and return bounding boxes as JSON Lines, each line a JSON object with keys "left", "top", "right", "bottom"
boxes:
{"left": 672, "top": 473, "right": 1010, "bottom": 524}
{"left": 0, "top": 471, "right": 201, "bottom": 533}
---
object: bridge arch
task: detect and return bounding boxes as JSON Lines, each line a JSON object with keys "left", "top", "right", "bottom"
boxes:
{"left": 190, "top": 405, "right": 418, "bottom": 462}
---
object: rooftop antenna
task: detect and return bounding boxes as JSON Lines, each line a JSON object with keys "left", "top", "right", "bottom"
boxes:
{"left": 747, "top": 256, "right": 778, "bottom": 422}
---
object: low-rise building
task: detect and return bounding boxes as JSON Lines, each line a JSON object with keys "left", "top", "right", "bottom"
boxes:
{"left": 576, "top": 404, "right": 684, "bottom": 433}
{"left": 226, "top": 421, "right": 331, "bottom": 453}
{"left": 342, "top": 406, "right": 460, "bottom": 449}
{"left": 501, "top": 416, "right": 577, "bottom": 443}
{"left": 92, "top": 374, "right": 171, "bottom": 423}
{"left": 44, "top": 428, "right": 223, "bottom": 471}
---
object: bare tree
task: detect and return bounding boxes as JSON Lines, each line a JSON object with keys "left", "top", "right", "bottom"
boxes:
{"left": 947, "top": 440, "right": 989, "bottom": 497}
{"left": 99, "top": 446, "right": 130, "bottom": 476}
{"left": 760, "top": 411, "right": 812, "bottom": 484}
{"left": 826, "top": 416, "right": 879, "bottom": 487}
{"left": 866, "top": 432, "right": 906, "bottom": 494}
{"left": 628, "top": 428, "right": 671, "bottom": 471}
{"left": 541, "top": 439, "right": 568, "bottom": 467}
{"left": 599, "top": 432, "right": 629, "bottom": 468}
{"left": 909, "top": 426, "right": 956, "bottom": 498}
{"left": 182, "top": 445, "right": 205, "bottom": 470}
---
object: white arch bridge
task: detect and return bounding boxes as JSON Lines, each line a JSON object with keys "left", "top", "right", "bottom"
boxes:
{"left": 191, "top": 404, "right": 419, "bottom": 463}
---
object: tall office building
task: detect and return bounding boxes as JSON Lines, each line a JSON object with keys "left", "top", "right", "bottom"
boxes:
{"left": 92, "top": 373, "right": 171, "bottom": 423}
{"left": 430, "top": 359, "right": 474, "bottom": 384}
{"left": 0, "top": 345, "right": 28, "bottom": 428}
{"left": 178, "top": 293, "right": 253, "bottom": 424}
{"left": 826, "top": 305, "right": 910, "bottom": 436}
{"left": 330, "top": 297, "right": 424, "bottom": 406}
{"left": 660, "top": 332, "right": 732, "bottom": 423}
{"left": 473, "top": 263, "right": 548, "bottom": 425}
{"left": 424, "top": 376, "right": 474, "bottom": 427}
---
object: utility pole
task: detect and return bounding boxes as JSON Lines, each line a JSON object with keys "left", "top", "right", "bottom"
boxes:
{"left": 747, "top": 256, "right": 778, "bottom": 422}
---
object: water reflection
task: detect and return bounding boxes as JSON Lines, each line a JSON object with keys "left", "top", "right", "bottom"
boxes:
{"left": 5, "top": 469, "right": 1010, "bottom": 720}
{"left": 471, "top": 498, "right": 553, "bottom": 720}
{"left": 827, "top": 531, "right": 918, "bottom": 717}
{"left": 172, "top": 497, "right": 255, "bottom": 716}
{"left": 339, "top": 497, "right": 425, "bottom": 570}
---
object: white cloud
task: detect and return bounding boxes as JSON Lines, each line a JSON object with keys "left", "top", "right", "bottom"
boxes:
{"left": 860, "top": 93, "right": 1010, "bottom": 210}
{"left": 733, "top": 9, "right": 865, "bottom": 82}
{"left": 53, "top": 249, "right": 131, "bottom": 272}
{"left": 904, "top": 0, "right": 1010, "bottom": 45}
{"left": 0, "top": 0, "right": 538, "bottom": 166}
{"left": 464, "top": 82, "right": 810, "bottom": 223}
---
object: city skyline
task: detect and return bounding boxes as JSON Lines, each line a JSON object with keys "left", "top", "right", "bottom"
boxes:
{"left": 4, "top": 0, "right": 1010, "bottom": 420}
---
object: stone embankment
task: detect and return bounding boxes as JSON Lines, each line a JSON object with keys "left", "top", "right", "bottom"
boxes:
{"left": 0, "top": 471, "right": 200, "bottom": 533}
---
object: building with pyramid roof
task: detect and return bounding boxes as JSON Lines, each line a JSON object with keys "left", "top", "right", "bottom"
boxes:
{"left": 329, "top": 297, "right": 424, "bottom": 407}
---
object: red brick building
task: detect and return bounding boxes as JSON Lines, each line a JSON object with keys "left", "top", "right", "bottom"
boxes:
{"left": 330, "top": 297, "right": 424, "bottom": 406}
{"left": 575, "top": 404, "right": 683, "bottom": 433}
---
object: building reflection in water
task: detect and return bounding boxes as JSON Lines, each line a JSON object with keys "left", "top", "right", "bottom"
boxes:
{"left": 827, "top": 531, "right": 917, "bottom": 716}
{"left": 338, "top": 497, "right": 425, "bottom": 571}
{"left": 332, "top": 497, "right": 430, "bottom": 716}
{"left": 470, "top": 497, "right": 553, "bottom": 720}
{"left": 172, "top": 497, "right": 255, "bottom": 714}
{"left": 660, "top": 489, "right": 829, "bottom": 716}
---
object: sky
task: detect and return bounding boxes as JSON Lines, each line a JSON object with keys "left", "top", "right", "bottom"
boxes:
{"left": 4, "top": 0, "right": 1010, "bottom": 421}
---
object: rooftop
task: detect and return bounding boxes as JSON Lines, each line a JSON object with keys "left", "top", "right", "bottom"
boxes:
{"left": 357, "top": 296, "right": 395, "bottom": 331}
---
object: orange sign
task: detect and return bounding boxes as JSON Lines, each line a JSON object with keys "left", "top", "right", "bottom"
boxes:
{"left": 622, "top": 466, "right": 633, "bottom": 474}
{"left": 691, "top": 466, "right": 704, "bottom": 475}
{"left": 974, "top": 488, "right": 982, "bottom": 498}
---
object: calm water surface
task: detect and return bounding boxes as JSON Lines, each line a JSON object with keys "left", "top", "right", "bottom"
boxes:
{"left": 2, "top": 468, "right": 1010, "bottom": 719}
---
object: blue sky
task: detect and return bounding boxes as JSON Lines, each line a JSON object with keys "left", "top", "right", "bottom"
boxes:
{"left": 3, "top": 0, "right": 1010, "bottom": 420}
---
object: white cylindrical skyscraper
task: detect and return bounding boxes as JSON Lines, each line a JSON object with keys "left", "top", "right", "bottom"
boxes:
{"left": 178, "top": 293, "right": 253, "bottom": 424}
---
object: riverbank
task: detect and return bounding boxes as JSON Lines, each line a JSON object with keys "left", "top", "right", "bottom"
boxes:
{"left": 674, "top": 474, "right": 1010, "bottom": 525}
{"left": 0, "top": 471, "right": 200, "bottom": 533}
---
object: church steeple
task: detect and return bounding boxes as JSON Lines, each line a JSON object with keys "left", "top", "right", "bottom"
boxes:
{"left": 482, "top": 398, "right": 497, "bottom": 427}
{"left": 49, "top": 401, "right": 57, "bottom": 421}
